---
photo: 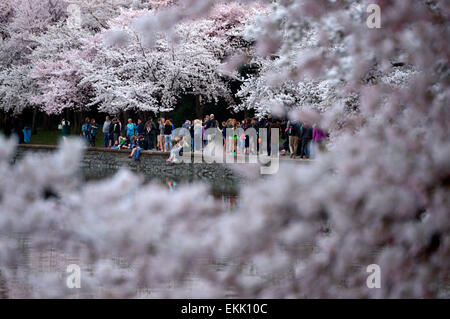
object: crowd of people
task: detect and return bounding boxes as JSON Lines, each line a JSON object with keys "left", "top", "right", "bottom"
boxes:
{"left": 1, "top": 112, "right": 327, "bottom": 162}
{"left": 283, "top": 120, "right": 328, "bottom": 159}
{"left": 69, "top": 114, "right": 328, "bottom": 162}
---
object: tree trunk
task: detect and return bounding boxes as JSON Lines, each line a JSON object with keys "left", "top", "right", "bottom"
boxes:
{"left": 142, "top": 111, "right": 153, "bottom": 122}
{"left": 195, "top": 95, "right": 204, "bottom": 120}
{"left": 42, "top": 113, "right": 50, "bottom": 131}
{"left": 67, "top": 110, "right": 73, "bottom": 134}
{"left": 0, "top": 110, "right": 4, "bottom": 131}
{"left": 31, "top": 108, "right": 38, "bottom": 134}
{"left": 73, "top": 112, "right": 82, "bottom": 135}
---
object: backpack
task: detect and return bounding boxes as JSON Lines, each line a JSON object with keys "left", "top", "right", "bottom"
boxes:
{"left": 82, "top": 123, "right": 89, "bottom": 133}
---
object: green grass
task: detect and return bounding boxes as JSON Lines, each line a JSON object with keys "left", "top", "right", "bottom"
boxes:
{"left": 22, "top": 129, "right": 288, "bottom": 148}
{"left": 29, "top": 129, "right": 105, "bottom": 146}
{"left": 29, "top": 130, "right": 62, "bottom": 145}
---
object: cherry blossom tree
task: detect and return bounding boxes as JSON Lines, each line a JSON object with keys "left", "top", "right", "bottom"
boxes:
{"left": 64, "top": 0, "right": 179, "bottom": 32}
{"left": 0, "top": 0, "right": 266, "bottom": 115}
{"left": 66, "top": 0, "right": 152, "bottom": 31}
{"left": 0, "top": 0, "right": 68, "bottom": 68}
{"left": 236, "top": 57, "right": 339, "bottom": 118}
{"left": 0, "top": 0, "right": 173, "bottom": 114}
{"left": 29, "top": 24, "right": 95, "bottom": 114}
{"left": 0, "top": 64, "right": 38, "bottom": 114}
{"left": 0, "top": 0, "right": 67, "bottom": 64}
{"left": 79, "top": 8, "right": 236, "bottom": 114}
{"left": 0, "top": 0, "right": 69, "bottom": 114}
{"left": 0, "top": 0, "right": 14, "bottom": 41}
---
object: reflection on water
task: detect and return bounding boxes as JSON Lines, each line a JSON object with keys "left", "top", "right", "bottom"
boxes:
{"left": 83, "top": 166, "right": 240, "bottom": 200}
{"left": 1, "top": 149, "right": 255, "bottom": 298}
{"left": 166, "top": 180, "right": 177, "bottom": 191}
{"left": 0, "top": 165, "right": 242, "bottom": 298}
{"left": 165, "top": 179, "right": 237, "bottom": 210}
{"left": 217, "top": 194, "right": 237, "bottom": 209}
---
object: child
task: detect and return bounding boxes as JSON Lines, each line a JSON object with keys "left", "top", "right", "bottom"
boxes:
{"left": 128, "top": 135, "right": 136, "bottom": 150}
{"left": 128, "top": 136, "right": 143, "bottom": 161}
{"left": 118, "top": 136, "right": 127, "bottom": 149}
{"left": 111, "top": 140, "right": 119, "bottom": 149}
{"left": 167, "top": 136, "right": 187, "bottom": 163}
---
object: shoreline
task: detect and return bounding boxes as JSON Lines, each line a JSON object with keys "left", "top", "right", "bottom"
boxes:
{"left": 18, "top": 144, "right": 314, "bottom": 163}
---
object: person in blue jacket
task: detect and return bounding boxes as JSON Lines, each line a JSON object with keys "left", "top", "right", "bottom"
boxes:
{"left": 126, "top": 118, "right": 136, "bottom": 144}
{"left": 81, "top": 117, "right": 92, "bottom": 146}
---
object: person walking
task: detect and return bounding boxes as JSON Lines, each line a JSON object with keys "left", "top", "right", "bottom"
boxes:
{"left": 136, "top": 119, "right": 145, "bottom": 137}
{"left": 81, "top": 117, "right": 91, "bottom": 146}
{"left": 108, "top": 117, "right": 115, "bottom": 147}
{"left": 262, "top": 115, "right": 273, "bottom": 156}
{"left": 288, "top": 120, "right": 300, "bottom": 158}
{"left": 313, "top": 125, "right": 327, "bottom": 154}
{"left": 146, "top": 118, "right": 158, "bottom": 150}
{"left": 206, "top": 114, "right": 217, "bottom": 129}
{"left": 242, "top": 118, "right": 251, "bottom": 154}
{"left": 157, "top": 118, "right": 165, "bottom": 151}
{"left": 164, "top": 119, "right": 173, "bottom": 151}
{"left": 112, "top": 118, "right": 121, "bottom": 145}
{"left": 300, "top": 122, "right": 313, "bottom": 159}
{"left": 144, "top": 121, "right": 156, "bottom": 150}
{"left": 193, "top": 119, "right": 203, "bottom": 153}
{"left": 251, "top": 118, "right": 260, "bottom": 153}
{"left": 59, "top": 118, "right": 70, "bottom": 141}
{"left": 102, "top": 116, "right": 111, "bottom": 147}
{"left": 221, "top": 121, "right": 227, "bottom": 150}
{"left": 202, "top": 115, "right": 210, "bottom": 147}
{"left": 12, "top": 115, "right": 24, "bottom": 144}
{"left": 268, "top": 118, "right": 280, "bottom": 157}
{"left": 203, "top": 115, "right": 210, "bottom": 127}
{"left": 90, "top": 118, "right": 100, "bottom": 147}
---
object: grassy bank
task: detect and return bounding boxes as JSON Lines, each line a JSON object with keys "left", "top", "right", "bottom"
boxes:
{"left": 28, "top": 129, "right": 105, "bottom": 146}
